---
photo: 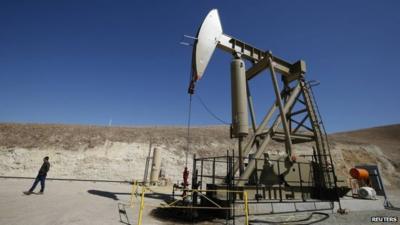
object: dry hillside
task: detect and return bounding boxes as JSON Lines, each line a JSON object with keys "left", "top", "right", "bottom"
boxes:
{"left": 0, "top": 123, "right": 399, "bottom": 189}
{"left": 0, "top": 123, "right": 234, "bottom": 155}
{"left": 331, "top": 124, "right": 400, "bottom": 171}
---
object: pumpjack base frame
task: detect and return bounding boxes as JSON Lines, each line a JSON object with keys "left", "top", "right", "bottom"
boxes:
{"left": 190, "top": 153, "right": 349, "bottom": 218}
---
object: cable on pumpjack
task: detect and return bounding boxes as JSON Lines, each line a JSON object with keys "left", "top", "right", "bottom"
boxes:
{"left": 184, "top": 75, "right": 228, "bottom": 198}
{"left": 185, "top": 94, "right": 192, "bottom": 168}
{"left": 196, "top": 95, "right": 229, "bottom": 125}
{"left": 182, "top": 76, "right": 194, "bottom": 198}
{"left": 182, "top": 94, "right": 192, "bottom": 198}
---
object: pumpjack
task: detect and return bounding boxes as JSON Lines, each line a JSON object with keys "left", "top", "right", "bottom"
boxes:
{"left": 184, "top": 9, "right": 348, "bottom": 216}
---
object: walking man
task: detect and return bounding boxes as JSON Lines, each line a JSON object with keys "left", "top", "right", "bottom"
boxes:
{"left": 25, "top": 156, "right": 50, "bottom": 195}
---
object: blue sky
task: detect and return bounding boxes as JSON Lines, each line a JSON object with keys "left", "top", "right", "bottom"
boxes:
{"left": 0, "top": 0, "right": 399, "bottom": 133}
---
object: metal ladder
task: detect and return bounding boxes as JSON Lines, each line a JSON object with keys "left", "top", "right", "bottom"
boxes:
{"left": 301, "top": 81, "right": 336, "bottom": 189}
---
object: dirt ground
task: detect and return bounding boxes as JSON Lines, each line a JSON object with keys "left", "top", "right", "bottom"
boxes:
{"left": 0, "top": 178, "right": 167, "bottom": 225}
{"left": 1, "top": 178, "right": 400, "bottom": 225}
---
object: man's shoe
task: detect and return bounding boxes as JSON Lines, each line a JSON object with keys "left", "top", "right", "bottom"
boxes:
{"left": 23, "top": 191, "right": 33, "bottom": 195}
{"left": 38, "top": 192, "right": 44, "bottom": 194}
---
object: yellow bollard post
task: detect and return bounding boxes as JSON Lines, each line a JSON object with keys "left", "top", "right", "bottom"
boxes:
{"left": 243, "top": 191, "right": 249, "bottom": 225}
{"left": 137, "top": 186, "right": 146, "bottom": 225}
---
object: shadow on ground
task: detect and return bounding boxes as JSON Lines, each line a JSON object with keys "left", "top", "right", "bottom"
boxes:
{"left": 87, "top": 189, "right": 130, "bottom": 200}
{"left": 150, "top": 205, "right": 226, "bottom": 224}
{"left": 87, "top": 189, "right": 173, "bottom": 201}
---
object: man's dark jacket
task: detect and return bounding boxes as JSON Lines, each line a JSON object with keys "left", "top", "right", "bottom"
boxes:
{"left": 38, "top": 162, "right": 50, "bottom": 176}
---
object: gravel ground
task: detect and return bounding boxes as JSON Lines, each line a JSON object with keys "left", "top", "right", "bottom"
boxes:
{"left": 0, "top": 178, "right": 168, "bottom": 225}
{"left": 1, "top": 178, "right": 399, "bottom": 225}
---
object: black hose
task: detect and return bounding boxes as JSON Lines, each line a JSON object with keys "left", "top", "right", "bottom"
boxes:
{"left": 249, "top": 212, "right": 329, "bottom": 225}
{"left": 385, "top": 201, "right": 400, "bottom": 211}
